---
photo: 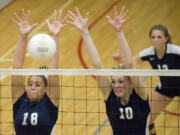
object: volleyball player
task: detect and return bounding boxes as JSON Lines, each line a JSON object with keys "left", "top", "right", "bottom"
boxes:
{"left": 67, "top": 6, "right": 150, "bottom": 135}
{"left": 113, "top": 23, "right": 180, "bottom": 135}
{"left": 11, "top": 9, "right": 66, "bottom": 135}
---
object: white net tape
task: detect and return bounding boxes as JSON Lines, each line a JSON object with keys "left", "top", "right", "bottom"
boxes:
{"left": 0, "top": 69, "right": 180, "bottom": 76}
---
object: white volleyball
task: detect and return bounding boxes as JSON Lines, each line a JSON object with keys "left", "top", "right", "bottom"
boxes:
{"left": 28, "top": 33, "right": 56, "bottom": 61}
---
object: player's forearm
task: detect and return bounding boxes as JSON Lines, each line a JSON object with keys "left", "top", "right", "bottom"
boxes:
{"left": 49, "top": 35, "right": 59, "bottom": 69}
{"left": 116, "top": 31, "right": 134, "bottom": 68}
{"left": 82, "top": 29, "right": 103, "bottom": 69}
{"left": 13, "top": 34, "right": 28, "bottom": 69}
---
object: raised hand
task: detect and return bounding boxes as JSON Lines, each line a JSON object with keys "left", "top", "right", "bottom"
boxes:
{"left": 46, "top": 9, "right": 67, "bottom": 36}
{"left": 112, "top": 53, "right": 122, "bottom": 64}
{"left": 12, "top": 9, "right": 38, "bottom": 36}
{"left": 106, "top": 6, "right": 128, "bottom": 32}
{"left": 67, "top": 7, "right": 89, "bottom": 32}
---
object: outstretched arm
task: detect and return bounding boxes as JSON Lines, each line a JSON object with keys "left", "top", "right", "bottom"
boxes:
{"left": 67, "top": 7, "right": 103, "bottom": 69}
{"left": 11, "top": 9, "right": 38, "bottom": 103}
{"left": 67, "top": 7, "right": 111, "bottom": 100}
{"left": 46, "top": 9, "right": 67, "bottom": 107}
{"left": 107, "top": 6, "right": 148, "bottom": 100}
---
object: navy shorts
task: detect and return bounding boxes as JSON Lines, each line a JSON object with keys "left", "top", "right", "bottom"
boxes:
{"left": 155, "top": 84, "right": 180, "bottom": 98}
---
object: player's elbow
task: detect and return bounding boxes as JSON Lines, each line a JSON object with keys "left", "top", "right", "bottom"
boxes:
{"left": 92, "top": 60, "right": 104, "bottom": 69}
{"left": 125, "top": 61, "right": 135, "bottom": 69}
{"left": 13, "top": 62, "right": 23, "bottom": 69}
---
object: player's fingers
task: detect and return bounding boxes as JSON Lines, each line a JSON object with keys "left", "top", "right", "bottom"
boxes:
{"left": 21, "top": 9, "right": 25, "bottom": 20}
{"left": 61, "top": 15, "right": 67, "bottom": 23}
{"left": 66, "top": 20, "right": 74, "bottom": 25}
{"left": 119, "top": 6, "right": 126, "bottom": 16}
{"left": 11, "top": 18, "right": 19, "bottom": 25}
{"left": 14, "top": 12, "right": 22, "bottom": 22}
{"left": 67, "top": 10, "right": 77, "bottom": 18}
{"left": 67, "top": 14, "right": 75, "bottom": 21}
{"left": 54, "top": 10, "right": 57, "bottom": 20}
{"left": 75, "top": 7, "right": 82, "bottom": 17}
{"left": 31, "top": 23, "right": 38, "bottom": 29}
{"left": 26, "top": 10, "right": 31, "bottom": 22}
{"left": 58, "top": 9, "right": 63, "bottom": 21}
{"left": 113, "top": 6, "right": 118, "bottom": 17}
{"left": 106, "top": 16, "right": 113, "bottom": 24}
{"left": 86, "top": 12, "right": 90, "bottom": 19}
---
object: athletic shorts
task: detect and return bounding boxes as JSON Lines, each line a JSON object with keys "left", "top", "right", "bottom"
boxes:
{"left": 155, "top": 83, "right": 180, "bottom": 97}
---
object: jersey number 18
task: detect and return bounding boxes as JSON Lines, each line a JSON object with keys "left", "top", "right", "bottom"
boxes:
{"left": 22, "top": 112, "right": 38, "bottom": 126}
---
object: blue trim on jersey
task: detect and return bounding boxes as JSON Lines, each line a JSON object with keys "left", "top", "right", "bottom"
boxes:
{"left": 139, "top": 44, "right": 180, "bottom": 97}
{"left": 13, "top": 92, "right": 58, "bottom": 135}
{"left": 105, "top": 90, "right": 150, "bottom": 135}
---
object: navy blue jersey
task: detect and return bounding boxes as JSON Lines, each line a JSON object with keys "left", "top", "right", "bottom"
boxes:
{"left": 105, "top": 90, "right": 150, "bottom": 135}
{"left": 13, "top": 93, "right": 58, "bottom": 135}
{"left": 139, "top": 43, "right": 180, "bottom": 96}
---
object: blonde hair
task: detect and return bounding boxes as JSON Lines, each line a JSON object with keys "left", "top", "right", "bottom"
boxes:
{"left": 112, "top": 64, "right": 131, "bottom": 81}
{"left": 112, "top": 64, "right": 126, "bottom": 69}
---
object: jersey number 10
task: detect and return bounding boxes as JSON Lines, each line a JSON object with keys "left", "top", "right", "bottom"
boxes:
{"left": 119, "top": 107, "right": 133, "bottom": 120}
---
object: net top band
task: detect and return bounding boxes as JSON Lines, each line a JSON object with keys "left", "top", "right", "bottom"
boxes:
{"left": 0, "top": 69, "right": 180, "bottom": 76}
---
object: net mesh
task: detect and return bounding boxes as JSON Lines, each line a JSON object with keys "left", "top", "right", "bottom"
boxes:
{"left": 0, "top": 69, "right": 180, "bottom": 135}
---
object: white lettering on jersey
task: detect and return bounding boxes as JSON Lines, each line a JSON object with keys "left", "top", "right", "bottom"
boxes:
{"left": 22, "top": 112, "right": 38, "bottom": 126}
{"left": 157, "top": 64, "right": 168, "bottom": 70}
{"left": 157, "top": 64, "right": 168, "bottom": 89}
{"left": 22, "top": 113, "right": 28, "bottom": 125}
{"left": 119, "top": 107, "right": 133, "bottom": 120}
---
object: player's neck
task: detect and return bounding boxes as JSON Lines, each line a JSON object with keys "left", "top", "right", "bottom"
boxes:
{"left": 120, "top": 89, "right": 132, "bottom": 105}
{"left": 156, "top": 45, "right": 165, "bottom": 59}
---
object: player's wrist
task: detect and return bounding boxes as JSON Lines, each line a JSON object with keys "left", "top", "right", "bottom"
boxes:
{"left": 19, "top": 34, "right": 28, "bottom": 40}
{"left": 82, "top": 28, "right": 90, "bottom": 36}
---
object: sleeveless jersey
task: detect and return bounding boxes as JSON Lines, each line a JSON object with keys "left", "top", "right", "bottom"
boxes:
{"left": 13, "top": 93, "right": 58, "bottom": 135}
{"left": 139, "top": 43, "right": 180, "bottom": 93}
{"left": 105, "top": 90, "right": 150, "bottom": 135}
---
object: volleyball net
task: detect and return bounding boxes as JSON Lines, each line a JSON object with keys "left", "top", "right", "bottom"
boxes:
{"left": 0, "top": 69, "right": 180, "bottom": 135}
